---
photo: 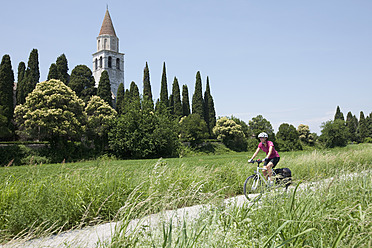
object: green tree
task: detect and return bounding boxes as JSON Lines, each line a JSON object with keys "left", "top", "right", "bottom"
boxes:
{"left": 203, "top": 76, "right": 216, "bottom": 136}
{"left": 319, "top": 119, "right": 348, "bottom": 148}
{"left": 16, "top": 62, "right": 25, "bottom": 105}
{"left": 85, "top": 95, "right": 117, "bottom": 151}
{"left": 109, "top": 104, "right": 179, "bottom": 159}
{"left": 21, "top": 49, "right": 40, "bottom": 102}
{"left": 143, "top": 62, "right": 153, "bottom": 109}
{"left": 213, "top": 117, "right": 247, "bottom": 151}
{"left": 230, "top": 116, "right": 251, "bottom": 139}
{"left": 27, "top": 49, "right": 40, "bottom": 85}
{"left": 17, "top": 61, "right": 25, "bottom": 84}
{"left": 169, "top": 94, "right": 174, "bottom": 114}
{"left": 116, "top": 82, "right": 124, "bottom": 115}
{"left": 346, "top": 112, "right": 358, "bottom": 142}
{"left": 56, "top": 54, "right": 69, "bottom": 85}
{"left": 192, "top": 71, "right": 204, "bottom": 118}
{"left": 129, "top": 81, "right": 141, "bottom": 111}
{"left": 182, "top": 85, "right": 190, "bottom": 116}
{"left": 0, "top": 106, "right": 11, "bottom": 138}
{"left": 14, "top": 79, "right": 86, "bottom": 151}
{"left": 122, "top": 89, "right": 130, "bottom": 114}
{"left": 0, "top": 55, "right": 15, "bottom": 139}
{"left": 276, "top": 123, "right": 302, "bottom": 151}
{"left": 97, "top": 70, "right": 112, "bottom": 107}
{"left": 357, "top": 111, "right": 368, "bottom": 142}
{"left": 367, "top": 112, "right": 372, "bottom": 139}
{"left": 160, "top": 62, "right": 169, "bottom": 108}
{"left": 171, "top": 77, "right": 182, "bottom": 118}
{"left": 179, "top": 114, "right": 209, "bottom": 147}
{"left": 249, "top": 115, "right": 274, "bottom": 140}
{"left": 69, "top": 65, "right": 96, "bottom": 103}
{"left": 297, "top": 124, "right": 315, "bottom": 145}
{"left": 47, "top": 63, "right": 58, "bottom": 80}
{"left": 334, "top": 106, "right": 344, "bottom": 121}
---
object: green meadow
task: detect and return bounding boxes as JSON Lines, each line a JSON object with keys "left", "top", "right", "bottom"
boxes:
{"left": 0, "top": 144, "right": 371, "bottom": 246}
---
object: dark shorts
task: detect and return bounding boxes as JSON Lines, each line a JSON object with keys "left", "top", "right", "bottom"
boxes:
{"left": 264, "top": 157, "right": 280, "bottom": 168}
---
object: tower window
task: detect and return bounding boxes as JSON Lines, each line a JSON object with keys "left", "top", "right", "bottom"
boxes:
{"left": 104, "top": 39, "right": 107, "bottom": 50}
{"left": 116, "top": 58, "right": 120, "bottom": 69}
{"left": 99, "top": 57, "right": 102, "bottom": 68}
{"left": 108, "top": 56, "right": 112, "bottom": 68}
{"left": 95, "top": 58, "right": 98, "bottom": 70}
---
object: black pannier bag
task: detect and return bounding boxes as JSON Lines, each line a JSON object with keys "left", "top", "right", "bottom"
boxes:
{"left": 273, "top": 168, "right": 292, "bottom": 189}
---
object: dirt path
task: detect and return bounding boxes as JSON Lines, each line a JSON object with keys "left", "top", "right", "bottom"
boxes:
{"left": 1, "top": 172, "right": 362, "bottom": 247}
{"left": 2, "top": 195, "right": 249, "bottom": 247}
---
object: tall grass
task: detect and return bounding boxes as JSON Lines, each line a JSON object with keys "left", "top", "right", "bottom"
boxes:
{"left": 117, "top": 170, "right": 372, "bottom": 247}
{"left": 0, "top": 144, "right": 371, "bottom": 243}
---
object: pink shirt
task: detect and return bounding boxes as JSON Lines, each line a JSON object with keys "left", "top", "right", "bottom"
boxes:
{"left": 258, "top": 140, "right": 279, "bottom": 159}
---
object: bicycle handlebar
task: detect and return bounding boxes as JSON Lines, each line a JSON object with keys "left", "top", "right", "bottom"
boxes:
{"left": 248, "top": 159, "right": 265, "bottom": 164}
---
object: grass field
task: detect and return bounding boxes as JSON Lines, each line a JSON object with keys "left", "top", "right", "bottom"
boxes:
{"left": 0, "top": 144, "right": 371, "bottom": 245}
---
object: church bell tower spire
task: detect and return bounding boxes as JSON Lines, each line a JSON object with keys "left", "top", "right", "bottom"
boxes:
{"left": 92, "top": 8, "right": 124, "bottom": 97}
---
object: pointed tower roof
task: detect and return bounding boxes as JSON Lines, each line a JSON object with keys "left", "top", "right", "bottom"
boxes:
{"left": 99, "top": 9, "right": 117, "bottom": 36}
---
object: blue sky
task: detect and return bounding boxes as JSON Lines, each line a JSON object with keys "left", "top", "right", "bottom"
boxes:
{"left": 1, "top": 0, "right": 371, "bottom": 134}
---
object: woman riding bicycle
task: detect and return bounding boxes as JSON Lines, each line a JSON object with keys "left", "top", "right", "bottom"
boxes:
{"left": 248, "top": 132, "right": 280, "bottom": 182}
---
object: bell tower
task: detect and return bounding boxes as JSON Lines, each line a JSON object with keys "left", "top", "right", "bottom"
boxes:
{"left": 92, "top": 8, "right": 124, "bottom": 96}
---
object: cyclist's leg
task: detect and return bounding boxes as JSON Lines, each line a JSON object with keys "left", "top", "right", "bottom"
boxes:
{"left": 265, "top": 162, "right": 274, "bottom": 180}
{"left": 264, "top": 157, "right": 280, "bottom": 181}
{"left": 267, "top": 157, "right": 280, "bottom": 180}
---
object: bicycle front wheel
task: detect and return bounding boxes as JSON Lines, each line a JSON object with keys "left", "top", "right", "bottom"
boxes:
{"left": 244, "top": 175, "right": 264, "bottom": 200}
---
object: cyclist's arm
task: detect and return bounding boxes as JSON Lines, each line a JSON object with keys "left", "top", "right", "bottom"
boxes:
{"left": 250, "top": 147, "right": 261, "bottom": 160}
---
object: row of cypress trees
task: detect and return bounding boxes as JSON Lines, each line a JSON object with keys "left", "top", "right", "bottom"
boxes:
{"left": 0, "top": 49, "right": 217, "bottom": 141}
{"left": 334, "top": 105, "right": 371, "bottom": 143}
{"left": 115, "top": 62, "right": 216, "bottom": 136}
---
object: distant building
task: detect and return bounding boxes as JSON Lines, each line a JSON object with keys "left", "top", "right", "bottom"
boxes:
{"left": 92, "top": 8, "right": 124, "bottom": 97}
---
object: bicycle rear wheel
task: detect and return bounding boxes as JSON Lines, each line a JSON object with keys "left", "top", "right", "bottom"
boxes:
{"left": 244, "top": 175, "right": 264, "bottom": 200}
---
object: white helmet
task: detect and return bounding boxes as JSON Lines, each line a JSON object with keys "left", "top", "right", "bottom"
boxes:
{"left": 258, "top": 132, "right": 268, "bottom": 138}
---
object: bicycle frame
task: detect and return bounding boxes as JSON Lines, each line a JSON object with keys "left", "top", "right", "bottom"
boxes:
{"left": 250, "top": 160, "right": 276, "bottom": 187}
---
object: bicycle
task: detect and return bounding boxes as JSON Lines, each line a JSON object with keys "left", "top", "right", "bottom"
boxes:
{"left": 243, "top": 159, "right": 291, "bottom": 201}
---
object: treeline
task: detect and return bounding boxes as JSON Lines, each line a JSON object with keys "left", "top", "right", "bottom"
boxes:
{"left": 320, "top": 106, "right": 372, "bottom": 147}
{"left": 0, "top": 49, "right": 217, "bottom": 164}
{"left": 1, "top": 49, "right": 371, "bottom": 165}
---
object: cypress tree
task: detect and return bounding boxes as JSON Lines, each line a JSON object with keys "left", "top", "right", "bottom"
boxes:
{"left": 358, "top": 111, "right": 368, "bottom": 142}
{"left": 334, "top": 106, "right": 344, "bottom": 121}
{"left": 129, "top": 81, "right": 141, "bottom": 111}
{"left": 116, "top": 82, "right": 124, "bottom": 115}
{"left": 0, "top": 55, "right": 15, "bottom": 128}
{"left": 367, "top": 112, "right": 372, "bottom": 139}
{"left": 182, "top": 84, "right": 190, "bottom": 116}
{"left": 366, "top": 112, "right": 372, "bottom": 138}
{"left": 160, "top": 62, "right": 168, "bottom": 108}
{"left": 69, "top": 65, "right": 96, "bottom": 103}
{"left": 143, "top": 62, "right": 153, "bottom": 102}
{"left": 155, "top": 98, "right": 160, "bottom": 113}
{"left": 56, "top": 54, "right": 69, "bottom": 85}
{"left": 169, "top": 94, "right": 174, "bottom": 115}
{"left": 172, "top": 77, "right": 182, "bottom": 118}
{"left": 143, "top": 62, "right": 153, "bottom": 111}
{"left": 346, "top": 111, "right": 358, "bottom": 142}
{"left": 22, "top": 49, "right": 39, "bottom": 101}
{"left": 97, "top": 70, "right": 112, "bottom": 107}
{"left": 47, "top": 63, "right": 58, "bottom": 80}
{"left": 203, "top": 76, "right": 216, "bottom": 136}
{"left": 123, "top": 89, "right": 130, "bottom": 114}
{"left": 17, "top": 62, "right": 25, "bottom": 84}
{"left": 16, "top": 62, "right": 25, "bottom": 105}
{"left": 28, "top": 49, "right": 40, "bottom": 85}
{"left": 192, "top": 71, "right": 204, "bottom": 118}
